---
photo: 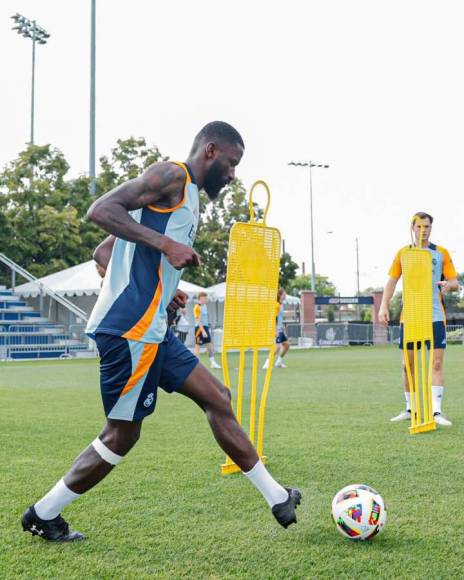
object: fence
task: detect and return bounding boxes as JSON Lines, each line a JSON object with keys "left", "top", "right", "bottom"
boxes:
{"left": 285, "top": 322, "right": 464, "bottom": 347}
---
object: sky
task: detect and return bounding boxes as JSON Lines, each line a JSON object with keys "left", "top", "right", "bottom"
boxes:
{"left": 1, "top": 0, "right": 463, "bottom": 294}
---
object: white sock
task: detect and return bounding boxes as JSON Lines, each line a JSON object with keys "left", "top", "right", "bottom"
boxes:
{"left": 404, "top": 391, "right": 411, "bottom": 411}
{"left": 34, "top": 478, "right": 80, "bottom": 520}
{"left": 243, "top": 460, "right": 288, "bottom": 507}
{"left": 432, "top": 385, "right": 444, "bottom": 414}
{"left": 209, "top": 355, "right": 215, "bottom": 362}
{"left": 276, "top": 356, "right": 282, "bottom": 364}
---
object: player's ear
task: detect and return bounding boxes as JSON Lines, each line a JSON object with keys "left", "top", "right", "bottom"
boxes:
{"left": 205, "top": 142, "right": 217, "bottom": 159}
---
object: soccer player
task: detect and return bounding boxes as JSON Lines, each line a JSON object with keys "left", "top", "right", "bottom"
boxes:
{"left": 378, "top": 212, "right": 459, "bottom": 426}
{"left": 21, "top": 122, "right": 301, "bottom": 542}
{"left": 263, "top": 288, "right": 290, "bottom": 369}
{"left": 194, "top": 291, "right": 221, "bottom": 368}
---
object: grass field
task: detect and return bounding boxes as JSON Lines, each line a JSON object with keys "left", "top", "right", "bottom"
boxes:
{"left": 1, "top": 346, "right": 464, "bottom": 579}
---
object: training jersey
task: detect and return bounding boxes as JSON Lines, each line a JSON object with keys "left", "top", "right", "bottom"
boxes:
{"left": 388, "top": 243, "right": 457, "bottom": 322}
{"left": 86, "top": 162, "right": 199, "bottom": 344}
{"left": 194, "top": 303, "right": 209, "bottom": 327}
{"left": 276, "top": 302, "right": 285, "bottom": 332}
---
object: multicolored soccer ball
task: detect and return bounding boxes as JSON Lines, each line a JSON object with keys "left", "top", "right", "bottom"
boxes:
{"left": 331, "top": 484, "right": 387, "bottom": 541}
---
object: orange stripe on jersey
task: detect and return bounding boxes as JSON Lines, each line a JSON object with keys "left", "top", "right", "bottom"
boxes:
{"left": 147, "top": 162, "right": 191, "bottom": 213}
{"left": 123, "top": 266, "right": 163, "bottom": 341}
{"left": 120, "top": 342, "right": 159, "bottom": 397}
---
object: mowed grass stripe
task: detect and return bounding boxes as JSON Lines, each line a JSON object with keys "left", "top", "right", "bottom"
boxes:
{"left": 1, "top": 346, "right": 463, "bottom": 579}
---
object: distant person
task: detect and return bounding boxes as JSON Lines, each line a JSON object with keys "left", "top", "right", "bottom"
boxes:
{"left": 21, "top": 121, "right": 300, "bottom": 542}
{"left": 174, "top": 308, "right": 189, "bottom": 344}
{"left": 263, "top": 288, "right": 290, "bottom": 369}
{"left": 194, "top": 292, "right": 221, "bottom": 369}
{"left": 378, "top": 212, "right": 459, "bottom": 426}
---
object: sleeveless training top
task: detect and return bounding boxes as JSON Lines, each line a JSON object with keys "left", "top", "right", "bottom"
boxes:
{"left": 86, "top": 162, "right": 199, "bottom": 343}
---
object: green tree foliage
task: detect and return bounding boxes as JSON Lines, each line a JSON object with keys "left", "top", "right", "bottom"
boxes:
{"left": 0, "top": 145, "right": 102, "bottom": 282}
{"left": 287, "top": 274, "right": 337, "bottom": 296}
{"left": 279, "top": 252, "right": 299, "bottom": 290}
{"left": 389, "top": 291, "right": 403, "bottom": 322}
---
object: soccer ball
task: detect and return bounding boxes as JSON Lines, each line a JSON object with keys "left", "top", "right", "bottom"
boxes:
{"left": 331, "top": 484, "right": 387, "bottom": 541}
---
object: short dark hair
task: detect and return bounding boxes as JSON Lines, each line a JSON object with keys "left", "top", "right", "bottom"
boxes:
{"left": 412, "top": 212, "right": 433, "bottom": 224}
{"left": 192, "top": 121, "right": 244, "bottom": 152}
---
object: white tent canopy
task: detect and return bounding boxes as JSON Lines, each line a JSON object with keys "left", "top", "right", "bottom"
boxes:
{"left": 206, "top": 282, "right": 300, "bottom": 305}
{"left": 15, "top": 260, "right": 208, "bottom": 298}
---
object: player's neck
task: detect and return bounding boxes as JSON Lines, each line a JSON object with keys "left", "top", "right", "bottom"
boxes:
{"left": 185, "top": 155, "right": 205, "bottom": 189}
{"left": 414, "top": 240, "right": 430, "bottom": 248}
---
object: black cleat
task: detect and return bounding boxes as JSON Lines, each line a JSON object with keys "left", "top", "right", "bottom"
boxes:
{"left": 272, "top": 487, "right": 302, "bottom": 529}
{"left": 21, "top": 506, "right": 85, "bottom": 542}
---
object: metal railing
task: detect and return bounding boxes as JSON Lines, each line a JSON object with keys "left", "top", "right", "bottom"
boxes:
{"left": 0, "top": 253, "right": 88, "bottom": 323}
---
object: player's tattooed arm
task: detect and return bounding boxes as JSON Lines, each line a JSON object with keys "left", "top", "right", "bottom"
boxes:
{"left": 87, "top": 162, "right": 200, "bottom": 270}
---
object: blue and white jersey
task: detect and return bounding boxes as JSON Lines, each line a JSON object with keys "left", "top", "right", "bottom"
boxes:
{"left": 86, "top": 162, "right": 199, "bottom": 344}
{"left": 194, "top": 303, "right": 209, "bottom": 327}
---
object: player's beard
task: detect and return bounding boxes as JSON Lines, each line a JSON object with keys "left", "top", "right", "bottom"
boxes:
{"left": 203, "top": 160, "right": 228, "bottom": 200}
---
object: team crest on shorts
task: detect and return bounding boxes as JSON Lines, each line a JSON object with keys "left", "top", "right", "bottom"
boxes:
{"left": 143, "top": 393, "right": 154, "bottom": 408}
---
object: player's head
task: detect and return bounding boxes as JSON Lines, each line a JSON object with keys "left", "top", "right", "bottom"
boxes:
{"left": 412, "top": 212, "right": 433, "bottom": 246}
{"left": 198, "top": 291, "right": 208, "bottom": 304}
{"left": 190, "top": 121, "right": 244, "bottom": 200}
{"left": 277, "top": 287, "right": 286, "bottom": 303}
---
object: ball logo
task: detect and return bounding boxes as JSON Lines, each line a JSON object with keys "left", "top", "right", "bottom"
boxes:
{"left": 143, "top": 393, "right": 154, "bottom": 408}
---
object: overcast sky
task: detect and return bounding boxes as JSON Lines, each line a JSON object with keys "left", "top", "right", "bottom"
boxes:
{"left": 1, "top": 0, "right": 463, "bottom": 294}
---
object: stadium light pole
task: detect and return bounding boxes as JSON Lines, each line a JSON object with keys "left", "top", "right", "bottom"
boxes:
{"left": 288, "top": 161, "right": 329, "bottom": 293}
{"left": 89, "top": 0, "right": 97, "bottom": 194}
{"left": 11, "top": 13, "right": 50, "bottom": 145}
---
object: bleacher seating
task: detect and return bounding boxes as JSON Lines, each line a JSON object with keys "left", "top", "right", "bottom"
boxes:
{"left": 0, "top": 287, "right": 91, "bottom": 360}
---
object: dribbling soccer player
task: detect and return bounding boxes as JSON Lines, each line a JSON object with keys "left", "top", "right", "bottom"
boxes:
{"left": 378, "top": 212, "right": 459, "bottom": 426}
{"left": 21, "top": 122, "right": 301, "bottom": 542}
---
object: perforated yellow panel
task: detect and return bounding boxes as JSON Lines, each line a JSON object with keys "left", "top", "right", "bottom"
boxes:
{"left": 401, "top": 248, "right": 434, "bottom": 343}
{"left": 222, "top": 222, "right": 281, "bottom": 349}
{"left": 221, "top": 180, "right": 281, "bottom": 474}
{"left": 401, "top": 217, "right": 436, "bottom": 434}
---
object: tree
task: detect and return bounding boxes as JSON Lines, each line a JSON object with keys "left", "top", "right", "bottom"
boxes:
{"left": 97, "top": 137, "right": 166, "bottom": 192}
{"left": 287, "top": 274, "right": 337, "bottom": 296}
{"left": 279, "top": 252, "right": 298, "bottom": 290}
{"left": 389, "top": 291, "right": 403, "bottom": 322}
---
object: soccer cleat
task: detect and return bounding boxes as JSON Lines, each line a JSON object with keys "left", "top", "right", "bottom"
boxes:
{"left": 390, "top": 410, "right": 411, "bottom": 422}
{"left": 272, "top": 487, "right": 302, "bottom": 529}
{"left": 210, "top": 360, "right": 221, "bottom": 369}
{"left": 275, "top": 360, "right": 287, "bottom": 368}
{"left": 262, "top": 359, "right": 270, "bottom": 370}
{"left": 21, "top": 506, "right": 85, "bottom": 542}
{"left": 434, "top": 412, "right": 452, "bottom": 426}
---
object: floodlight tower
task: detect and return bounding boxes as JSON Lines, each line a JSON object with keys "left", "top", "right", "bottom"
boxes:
{"left": 288, "top": 160, "right": 329, "bottom": 292}
{"left": 11, "top": 13, "right": 50, "bottom": 145}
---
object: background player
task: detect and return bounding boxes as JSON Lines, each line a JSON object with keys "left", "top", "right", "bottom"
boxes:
{"left": 378, "top": 212, "right": 459, "bottom": 426}
{"left": 21, "top": 122, "right": 301, "bottom": 542}
{"left": 194, "top": 291, "right": 221, "bottom": 368}
{"left": 263, "top": 288, "right": 290, "bottom": 369}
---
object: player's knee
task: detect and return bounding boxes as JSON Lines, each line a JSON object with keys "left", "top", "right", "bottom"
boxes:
{"left": 433, "top": 359, "right": 443, "bottom": 372}
{"left": 100, "top": 424, "right": 141, "bottom": 455}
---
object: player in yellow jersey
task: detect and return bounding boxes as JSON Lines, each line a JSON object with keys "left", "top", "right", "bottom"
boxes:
{"left": 263, "top": 288, "right": 290, "bottom": 369}
{"left": 22, "top": 122, "right": 301, "bottom": 542}
{"left": 194, "top": 291, "right": 221, "bottom": 369}
{"left": 379, "top": 212, "right": 459, "bottom": 426}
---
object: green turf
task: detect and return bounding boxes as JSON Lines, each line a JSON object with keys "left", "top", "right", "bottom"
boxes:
{"left": 1, "top": 346, "right": 463, "bottom": 579}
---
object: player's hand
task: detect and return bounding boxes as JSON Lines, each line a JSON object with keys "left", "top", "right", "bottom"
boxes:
{"left": 162, "top": 239, "right": 200, "bottom": 270}
{"left": 378, "top": 305, "right": 389, "bottom": 325}
{"left": 166, "top": 289, "right": 188, "bottom": 317}
{"left": 437, "top": 280, "right": 453, "bottom": 294}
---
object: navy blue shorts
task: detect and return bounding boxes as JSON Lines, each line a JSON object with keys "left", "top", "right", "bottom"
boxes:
{"left": 399, "top": 321, "right": 446, "bottom": 350}
{"left": 95, "top": 328, "right": 198, "bottom": 422}
{"left": 195, "top": 325, "right": 212, "bottom": 345}
{"left": 276, "top": 331, "right": 288, "bottom": 344}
